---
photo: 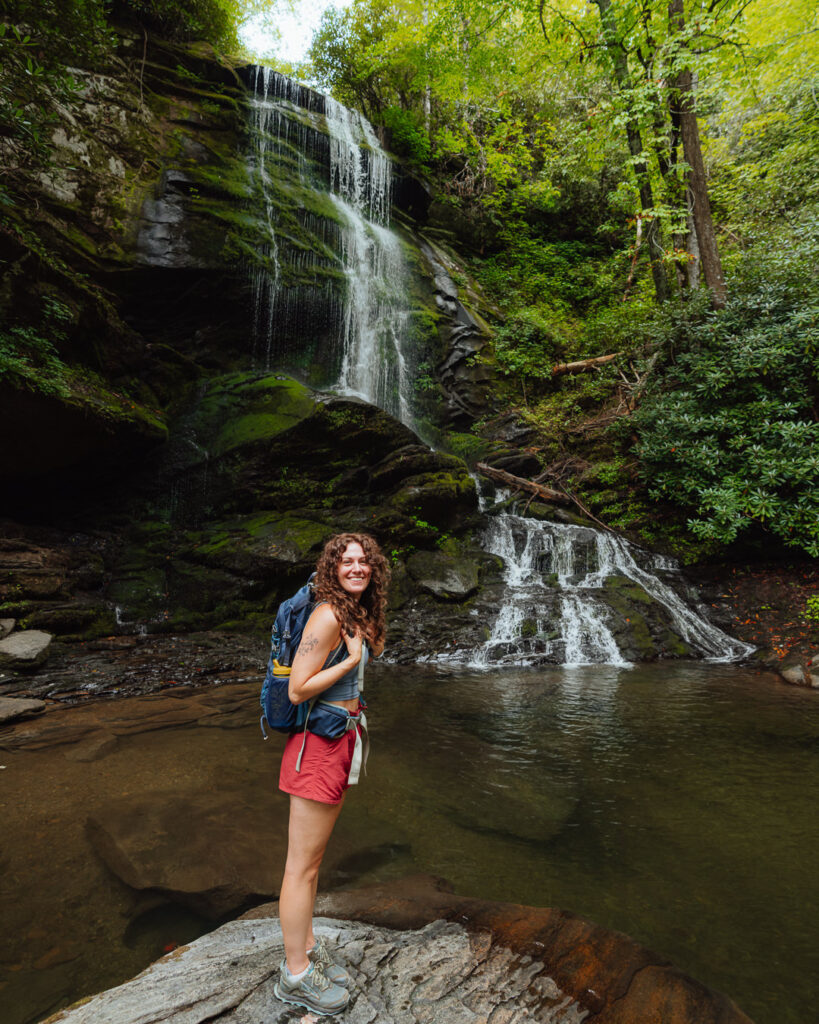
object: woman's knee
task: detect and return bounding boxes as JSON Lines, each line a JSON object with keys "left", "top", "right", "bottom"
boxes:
{"left": 282, "top": 856, "right": 321, "bottom": 886}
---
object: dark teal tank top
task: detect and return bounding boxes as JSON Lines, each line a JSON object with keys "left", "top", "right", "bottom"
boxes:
{"left": 321, "top": 643, "right": 368, "bottom": 702}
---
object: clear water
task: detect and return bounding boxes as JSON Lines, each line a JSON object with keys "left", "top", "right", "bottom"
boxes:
{"left": 2, "top": 663, "right": 817, "bottom": 1024}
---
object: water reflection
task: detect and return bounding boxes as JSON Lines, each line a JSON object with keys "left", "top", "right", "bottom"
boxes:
{"left": 2, "top": 661, "right": 817, "bottom": 1024}
{"left": 356, "top": 662, "right": 819, "bottom": 1024}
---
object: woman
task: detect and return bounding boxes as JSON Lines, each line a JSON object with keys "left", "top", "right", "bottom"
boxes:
{"left": 274, "top": 532, "right": 389, "bottom": 1016}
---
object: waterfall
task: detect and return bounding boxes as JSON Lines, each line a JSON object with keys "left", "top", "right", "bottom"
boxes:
{"left": 246, "top": 67, "right": 417, "bottom": 431}
{"left": 468, "top": 501, "right": 754, "bottom": 667}
{"left": 245, "top": 69, "right": 751, "bottom": 670}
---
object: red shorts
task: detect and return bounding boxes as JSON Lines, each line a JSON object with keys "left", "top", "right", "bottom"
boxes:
{"left": 279, "top": 726, "right": 359, "bottom": 805}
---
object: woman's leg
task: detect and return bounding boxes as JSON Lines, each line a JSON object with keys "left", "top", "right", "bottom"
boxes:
{"left": 279, "top": 793, "right": 345, "bottom": 975}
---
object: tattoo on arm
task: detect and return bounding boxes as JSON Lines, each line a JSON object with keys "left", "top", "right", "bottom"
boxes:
{"left": 295, "top": 634, "right": 319, "bottom": 659}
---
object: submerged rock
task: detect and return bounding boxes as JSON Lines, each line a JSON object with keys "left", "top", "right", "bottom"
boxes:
{"left": 86, "top": 788, "right": 290, "bottom": 919}
{"left": 47, "top": 877, "right": 756, "bottom": 1024}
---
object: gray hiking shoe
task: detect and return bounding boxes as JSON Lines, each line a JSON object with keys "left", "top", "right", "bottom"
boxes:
{"left": 309, "top": 935, "right": 351, "bottom": 988}
{"left": 274, "top": 958, "right": 350, "bottom": 1016}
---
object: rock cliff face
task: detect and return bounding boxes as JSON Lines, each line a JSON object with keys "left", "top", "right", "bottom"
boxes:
{"left": 0, "top": 25, "right": 500, "bottom": 655}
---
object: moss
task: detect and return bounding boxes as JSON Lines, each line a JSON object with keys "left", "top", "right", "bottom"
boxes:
{"left": 660, "top": 630, "right": 692, "bottom": 657}
{"left": 603, "top": 576, "right": 655, "bottom": 605}
{"left": 444, "top": 431, "right": 490, "bottom": 464}
{"left": 0, "top": 600, "right": 40, "bottom": 618}
{"left": 214, "top": 411, "right": 301, "bottom": 453}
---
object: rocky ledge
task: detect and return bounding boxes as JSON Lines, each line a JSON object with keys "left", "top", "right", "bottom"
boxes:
{"left": 47, "top": 876, "right": 753, "bottom": 1024}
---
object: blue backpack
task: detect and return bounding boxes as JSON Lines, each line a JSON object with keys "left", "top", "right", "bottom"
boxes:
{"left": 259, "top": 577, "right": 317, "bottom": 739}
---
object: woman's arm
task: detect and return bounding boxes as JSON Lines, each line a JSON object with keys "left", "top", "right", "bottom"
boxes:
{"left": 288, "top": 603, "right": 362, "bottom": 705}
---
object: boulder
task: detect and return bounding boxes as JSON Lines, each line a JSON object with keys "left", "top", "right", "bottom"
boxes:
{"left": 48, "top": 877, "right": 756, "bottom": 1024}
{"left": 778, "top": 653, "right": 808, "bottom": 687}
{"left": 0, "top": 696, "right": 46, "bottom": 725}
{"left": 0, "top": 618, "right": 15, "bottom": 639}
{"left": 0, "top": 629, "right": 53, "bottom": 670}
{"left": 406, "top": 549, "right": 480, "bottom": 601}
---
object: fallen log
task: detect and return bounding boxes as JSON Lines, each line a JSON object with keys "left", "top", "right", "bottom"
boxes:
{"left": 476, "top": 463, "right": 571, "bottom": 505}
{"left": 551, "top": 352, "right": 622, "bottom": 377}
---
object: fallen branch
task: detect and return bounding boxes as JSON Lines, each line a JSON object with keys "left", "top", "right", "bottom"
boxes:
{"left": 551, "top": 352, "right": 622, "bottom": 377}
{"left": 476, "top": 463, "right": 571, "bottom": 505}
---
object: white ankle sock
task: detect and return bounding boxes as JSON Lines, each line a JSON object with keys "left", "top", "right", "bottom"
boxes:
{"left": 286, "top": 963, "right": 309, "bottom": 982}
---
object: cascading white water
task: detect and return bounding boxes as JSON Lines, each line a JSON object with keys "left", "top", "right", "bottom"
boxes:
{"left": 246, "top": 70, "right": 752, "bottom": 670}
{"left": 470, "top": 498, "right": 754, "bottom": 667}
{"left": 247, "top": 68, "right": 417, "bottom": 430}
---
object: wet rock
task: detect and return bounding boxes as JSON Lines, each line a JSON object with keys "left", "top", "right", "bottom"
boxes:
{"left": 0, "top": 696, "right": 46, "bottom": 725}
{"left": 406, "top": 549, "right": 479, "bottom": 601}
{"left": 49, "top": 877, "right": 756, "bottom": 1024}
{"left": 779, "top": 662, "right": 806, "bottom": 686}
{"left": 603, "top": 576, "right": 692, "bottom": 660}
{"left": 0, "top": 618, "right": 15, "bottom": 639}
{"left": 0, "top": 629, "right": 53, "bottom": 670}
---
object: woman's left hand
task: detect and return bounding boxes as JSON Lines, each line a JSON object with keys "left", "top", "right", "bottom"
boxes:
{"left": 343, "top": 629, "right": 363, "bottom": 663}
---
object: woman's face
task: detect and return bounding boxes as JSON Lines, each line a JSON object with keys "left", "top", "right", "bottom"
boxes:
{"left": 337, "top": 541, "right": 372, "bottom": 598}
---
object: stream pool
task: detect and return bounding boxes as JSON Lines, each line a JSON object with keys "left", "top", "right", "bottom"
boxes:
{"left": 2, "top": 661, "right": 817, "bottom": 1024}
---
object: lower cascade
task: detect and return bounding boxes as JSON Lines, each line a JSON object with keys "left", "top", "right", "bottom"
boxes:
{"left": 465, "top": 496, "right": 754, "bottom": 668}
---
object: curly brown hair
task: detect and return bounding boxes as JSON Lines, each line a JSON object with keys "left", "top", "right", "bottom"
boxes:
{"left": 313, "top": 533, "right": 390, "bottom": 648}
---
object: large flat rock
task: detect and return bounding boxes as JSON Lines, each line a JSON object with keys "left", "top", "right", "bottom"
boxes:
{"left": 45, "top": 877, "right": 755, "bottom": 1024}
{"left": 45, "top": 916, "right": 590, "bottom": 1024}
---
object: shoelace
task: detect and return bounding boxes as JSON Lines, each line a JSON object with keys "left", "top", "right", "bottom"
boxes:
{"left": 309, "top": 960, "right": 331, "bottom": 991}
{"left": 311, "top": 936, "right": 333, "bottom": 969}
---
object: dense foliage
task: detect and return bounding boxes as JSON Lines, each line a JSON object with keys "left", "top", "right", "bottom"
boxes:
{"left": 633, "top": 220, "right": 819, "bottom": 556}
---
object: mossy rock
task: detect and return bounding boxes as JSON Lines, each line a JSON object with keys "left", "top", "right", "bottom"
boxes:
{"left": 184, "top": 512, "right": 333, "bottom": 578}
{"left": 406, "top": 549, "right": 480, "bottom": 602}
{"left": 390, "top": 470, "right": 477, "bottom": 527}
{"left": 443, "top": 432, "right": 491, "bottom": 465}
{"left": 600, "top": 574, "right": 692, "bottom": 660}
{"left": 208, "top": 377, "right": 316, "bottom": 457}
{"left": 106, "top": 567, "right": 168, "bottom": 624}
{"left": 22, "top": 605, "right": 105, "bottom": 635}
{"left": 370, "top": 445, "right": 465, "bottom": 492}
{"left": 603, "top": 576, "right": 655, "bottom": 606}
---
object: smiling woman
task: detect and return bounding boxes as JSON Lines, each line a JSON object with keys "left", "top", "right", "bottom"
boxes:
{"left": 273, "top": 531, "right": 390, "bottom": 1015}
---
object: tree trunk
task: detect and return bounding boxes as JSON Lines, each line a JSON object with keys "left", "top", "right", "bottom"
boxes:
{"left": 592, "top": 0, "right": 669, "bottom": 303}
{"left": 668, "top": 0, "right": 727, "bottom": 308}
{"left": 423, "top": 0, "right": 431, "bottom": 136}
